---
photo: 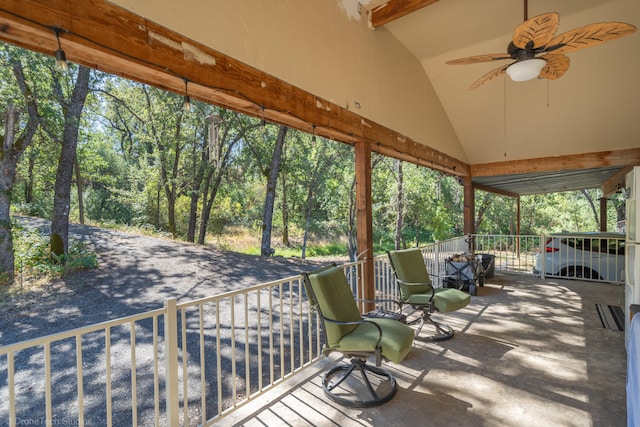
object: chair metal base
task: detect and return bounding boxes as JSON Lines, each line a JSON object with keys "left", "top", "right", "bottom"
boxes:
{"left": 322, "top": 358, "right": 397, "bottom": 408}
{"left": 408, "top": 312, "right": 454, "bottom": 341}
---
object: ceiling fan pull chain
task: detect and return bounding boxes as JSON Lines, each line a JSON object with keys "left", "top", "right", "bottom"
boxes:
{"left": 503, "top": 75, "right": 508, "bottom": 158}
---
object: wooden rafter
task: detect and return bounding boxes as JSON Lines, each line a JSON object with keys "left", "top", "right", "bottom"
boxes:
{"left": 0, "top": 0, "right": 468, "bottom": 178}
{"left": 368, "top": 0, "right": 439, "bottom": 29}
{"left": 470, "top": 149, "right": 640, "bottom": 178}
{"left": 473, "top": 182, "right": 519, "bottom": 199}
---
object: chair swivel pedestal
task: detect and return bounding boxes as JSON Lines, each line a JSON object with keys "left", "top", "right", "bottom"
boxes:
{"left": 322, "top": 354, "right": 397, "bottom": 408}
{"left": 405, "top": 300, "right": 455, "bottom": 341}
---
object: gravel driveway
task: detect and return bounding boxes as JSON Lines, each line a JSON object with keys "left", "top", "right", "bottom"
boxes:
{"left": 1, "top": 217, "right": 337, "bottom": 426}
{"left": 1, "top": 217, "right": 328, "bottom": 346}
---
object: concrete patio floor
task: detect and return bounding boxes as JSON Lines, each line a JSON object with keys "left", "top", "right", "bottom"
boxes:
{"left": 223, "top": 272, "right": 627, "bottom": 427}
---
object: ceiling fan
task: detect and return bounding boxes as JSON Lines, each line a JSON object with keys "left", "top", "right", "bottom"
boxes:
{"left": 446, "top": 1, "right": 637, "bottom": 90}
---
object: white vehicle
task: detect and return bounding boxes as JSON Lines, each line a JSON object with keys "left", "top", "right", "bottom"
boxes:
{"left": 534, "top": 232, "right": 625, "bottom": 283}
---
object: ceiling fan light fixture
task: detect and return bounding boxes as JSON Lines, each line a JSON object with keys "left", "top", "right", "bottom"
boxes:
{"left": 506, "top": 58, "right": 546, "bottom": 82}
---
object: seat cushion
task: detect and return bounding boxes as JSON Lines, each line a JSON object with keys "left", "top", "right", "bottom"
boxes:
{"left": 338, "top": 318, "right": 414, "bottom": 364}
{"left": 405, "top": 288, "right": 470, "bottom": 312}
{"left": 432, "top": 288, "right": 470, "bottom": 312}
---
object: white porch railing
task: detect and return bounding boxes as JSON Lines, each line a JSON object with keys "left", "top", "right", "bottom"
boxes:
{"left": 472, "top": 234, "right": 540, "bottom": 275}
{"left": 0, "top": 273, "right": 326, "bottom": 426}
{"left": 0, "top": 308, "right": 166, "bottom": 426}
{"left": 1, "top": 233, "right": 623, "bottom": 426}
{"left": 471, "top": 233, "right": 624, "bottom": 283}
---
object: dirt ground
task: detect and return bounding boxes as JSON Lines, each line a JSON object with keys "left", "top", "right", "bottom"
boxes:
{"left": 0, "top": 217, "right": 335, "bottom": 346}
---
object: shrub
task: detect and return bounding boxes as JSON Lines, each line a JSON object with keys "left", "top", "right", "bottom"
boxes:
{"left": 12, "top": 224, "right": 98, "bottom": 282}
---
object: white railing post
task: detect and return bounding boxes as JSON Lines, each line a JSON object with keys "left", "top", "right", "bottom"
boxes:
{"left": 434, "top": 240, "right": 441, "bottom": 287}
{"left": 164, "top": 298, "right": 180, "bottom": 426}
{"left": 539, "top": 234, "right": 546, "bottom": 279}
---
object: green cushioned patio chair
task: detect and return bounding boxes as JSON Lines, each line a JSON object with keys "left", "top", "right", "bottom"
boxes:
{"left": 302, "top": 264, "right": 414, "bottom": 408}
{"left": 387, "top": 248, "right": 471, "bottom": 341}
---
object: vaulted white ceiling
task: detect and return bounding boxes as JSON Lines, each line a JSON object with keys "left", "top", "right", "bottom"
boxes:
{"left": 376, "top": 0, "right": 640, "bottom": 165}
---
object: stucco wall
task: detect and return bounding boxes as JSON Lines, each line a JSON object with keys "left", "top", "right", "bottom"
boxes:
{"left": 111, "top": 0, "right": 468, "bottom": 162}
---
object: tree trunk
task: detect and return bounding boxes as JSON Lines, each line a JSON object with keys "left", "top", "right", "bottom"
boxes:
{"left": 25, "top": 148, "right": 35, "bottom": 203}
{"left": 187, "top": 146, "right": 207, "bottom": 243}
{"left": 474, "top": 192, "right": 493, "bottom": 232}
{"left": 0, "top": 107, "right": 20, "bottom": 284}
{"left": 187, "top": 190, "right": 200, "bottom": 242}
{"left": 281, "top": 161, "right": 290, "bottom": 247}
{"left": 159, "top": 139, "right": 181, "bottom": 238}
{"left": 155, "top": 186, "right": 161, "bottom": 229}
{"left": 50, "top": 66, "right": 91, "bottom": 256}
{"left": 581, "top": 189, "right": 600, "bottom": 227}
{"left": 163, "top": 180, "right": 177, "bottom": 237}
{"left": 197, "top": 123, "right": 249, "bottom": 244}
{"left": 301, "top": 186, "right": 313, "bottom": 260}
{"left": 1, "top": 60, "right": 40, "bottom": 283}
{"left": 74, "top": 156, "right": 85, "bottom": 225}
{"left": 197, "top": 168, "right": 224, "bottom": 245}
{"left": 260, "top": 125, "right": 288, "bottom": 256}
{"left": 1, "top": 104, "right": 38, "bottom": 283}
{"left": 394, "top": 160, "right": 404, "bottom": 250}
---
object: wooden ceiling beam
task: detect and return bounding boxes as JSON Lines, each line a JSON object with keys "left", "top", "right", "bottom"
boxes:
{"left": 473, "top": 182, "right": 519, "bottom": 199}
{"left": 368, "top": 0, "right": 439, "bottom": 29}
{"left": 602, "top": 165, "right": 633, "bottom": 197}
{"left": 0, "top": 0, "right": 468, "bottom": 177}
{"left": 470, "top": 148, "right": 640, "bottom": 178}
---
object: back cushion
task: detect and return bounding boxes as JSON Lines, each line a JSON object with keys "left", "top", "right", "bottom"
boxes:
{"left": 309, "top": 266, "right": 362, "bottom": 347}
{"left": 388, "top": 248, "right": 433, "bottom": 298}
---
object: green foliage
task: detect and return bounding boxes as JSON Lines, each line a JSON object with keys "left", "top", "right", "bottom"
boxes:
{"left": 241, "top": 241, "right": 348, "bottom": 258}
{"left": 12, "top": 224, "right": 98, "bottom": 280}
{"left": 3, "top": 42, "right": 621, "bottom": 265}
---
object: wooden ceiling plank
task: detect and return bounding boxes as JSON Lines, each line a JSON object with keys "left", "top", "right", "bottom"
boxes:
{"left": 0, "top": 0, "right": 467, "bottom": 177}
{"left": 470, "top": 149, "right": 640, "bottom": 178}
{"left": 369, "top": 0, "right": 439, "bottom": 29}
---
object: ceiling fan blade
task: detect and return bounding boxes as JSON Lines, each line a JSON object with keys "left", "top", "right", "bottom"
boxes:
{"left": 512, "top": 12, "right": 560, "bottom": 49}
{"left": 538, "top": 54, "right": 570, "bottom": 80}
{"left": 446, "top": 53, "right": 512, "bottom": 65}
{"left": 545, "top": 22, "right": 637, "bottom": 54}
{"left": 467, "top": 63, "right": 510, "bottom": 90}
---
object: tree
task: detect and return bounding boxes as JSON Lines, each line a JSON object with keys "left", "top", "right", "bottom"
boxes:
{"left": 197, "top": 112, "right": 257, "bottom": 244}
{"left": 0, "top": 51, "right": 40, "bottom": 283}
{"left": 50, "top": 65, "right": 92, "bottom": 256}
{"left": 581, "top": 189, "right": 600, "bottom": 227}
{"left": 260, "top": 125, "right": 288, "bottom": 256}
{"left": 394, "top": 159, "right": 404, "bottom": 249}
{"left": 142, "top": 86, "right": 185, "bottom": 237}
{"left": 280, "top": 140, "right": 290, "bottom": 248}
{"left": 299, "top": 135, "right": 341, "bottom": 259}
{"left": 185, "top": 111, "right": 211, "bottom": 243}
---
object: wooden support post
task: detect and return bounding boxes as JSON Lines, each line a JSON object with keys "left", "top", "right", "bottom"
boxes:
{"left": 600, "top": 197, "right": 608, "bottom": 232}
{"left": 463, "top": 175, "right": 475, "bottom": 235}
{"left": 354, "top": 141, "right": 375, "bottom": 312}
